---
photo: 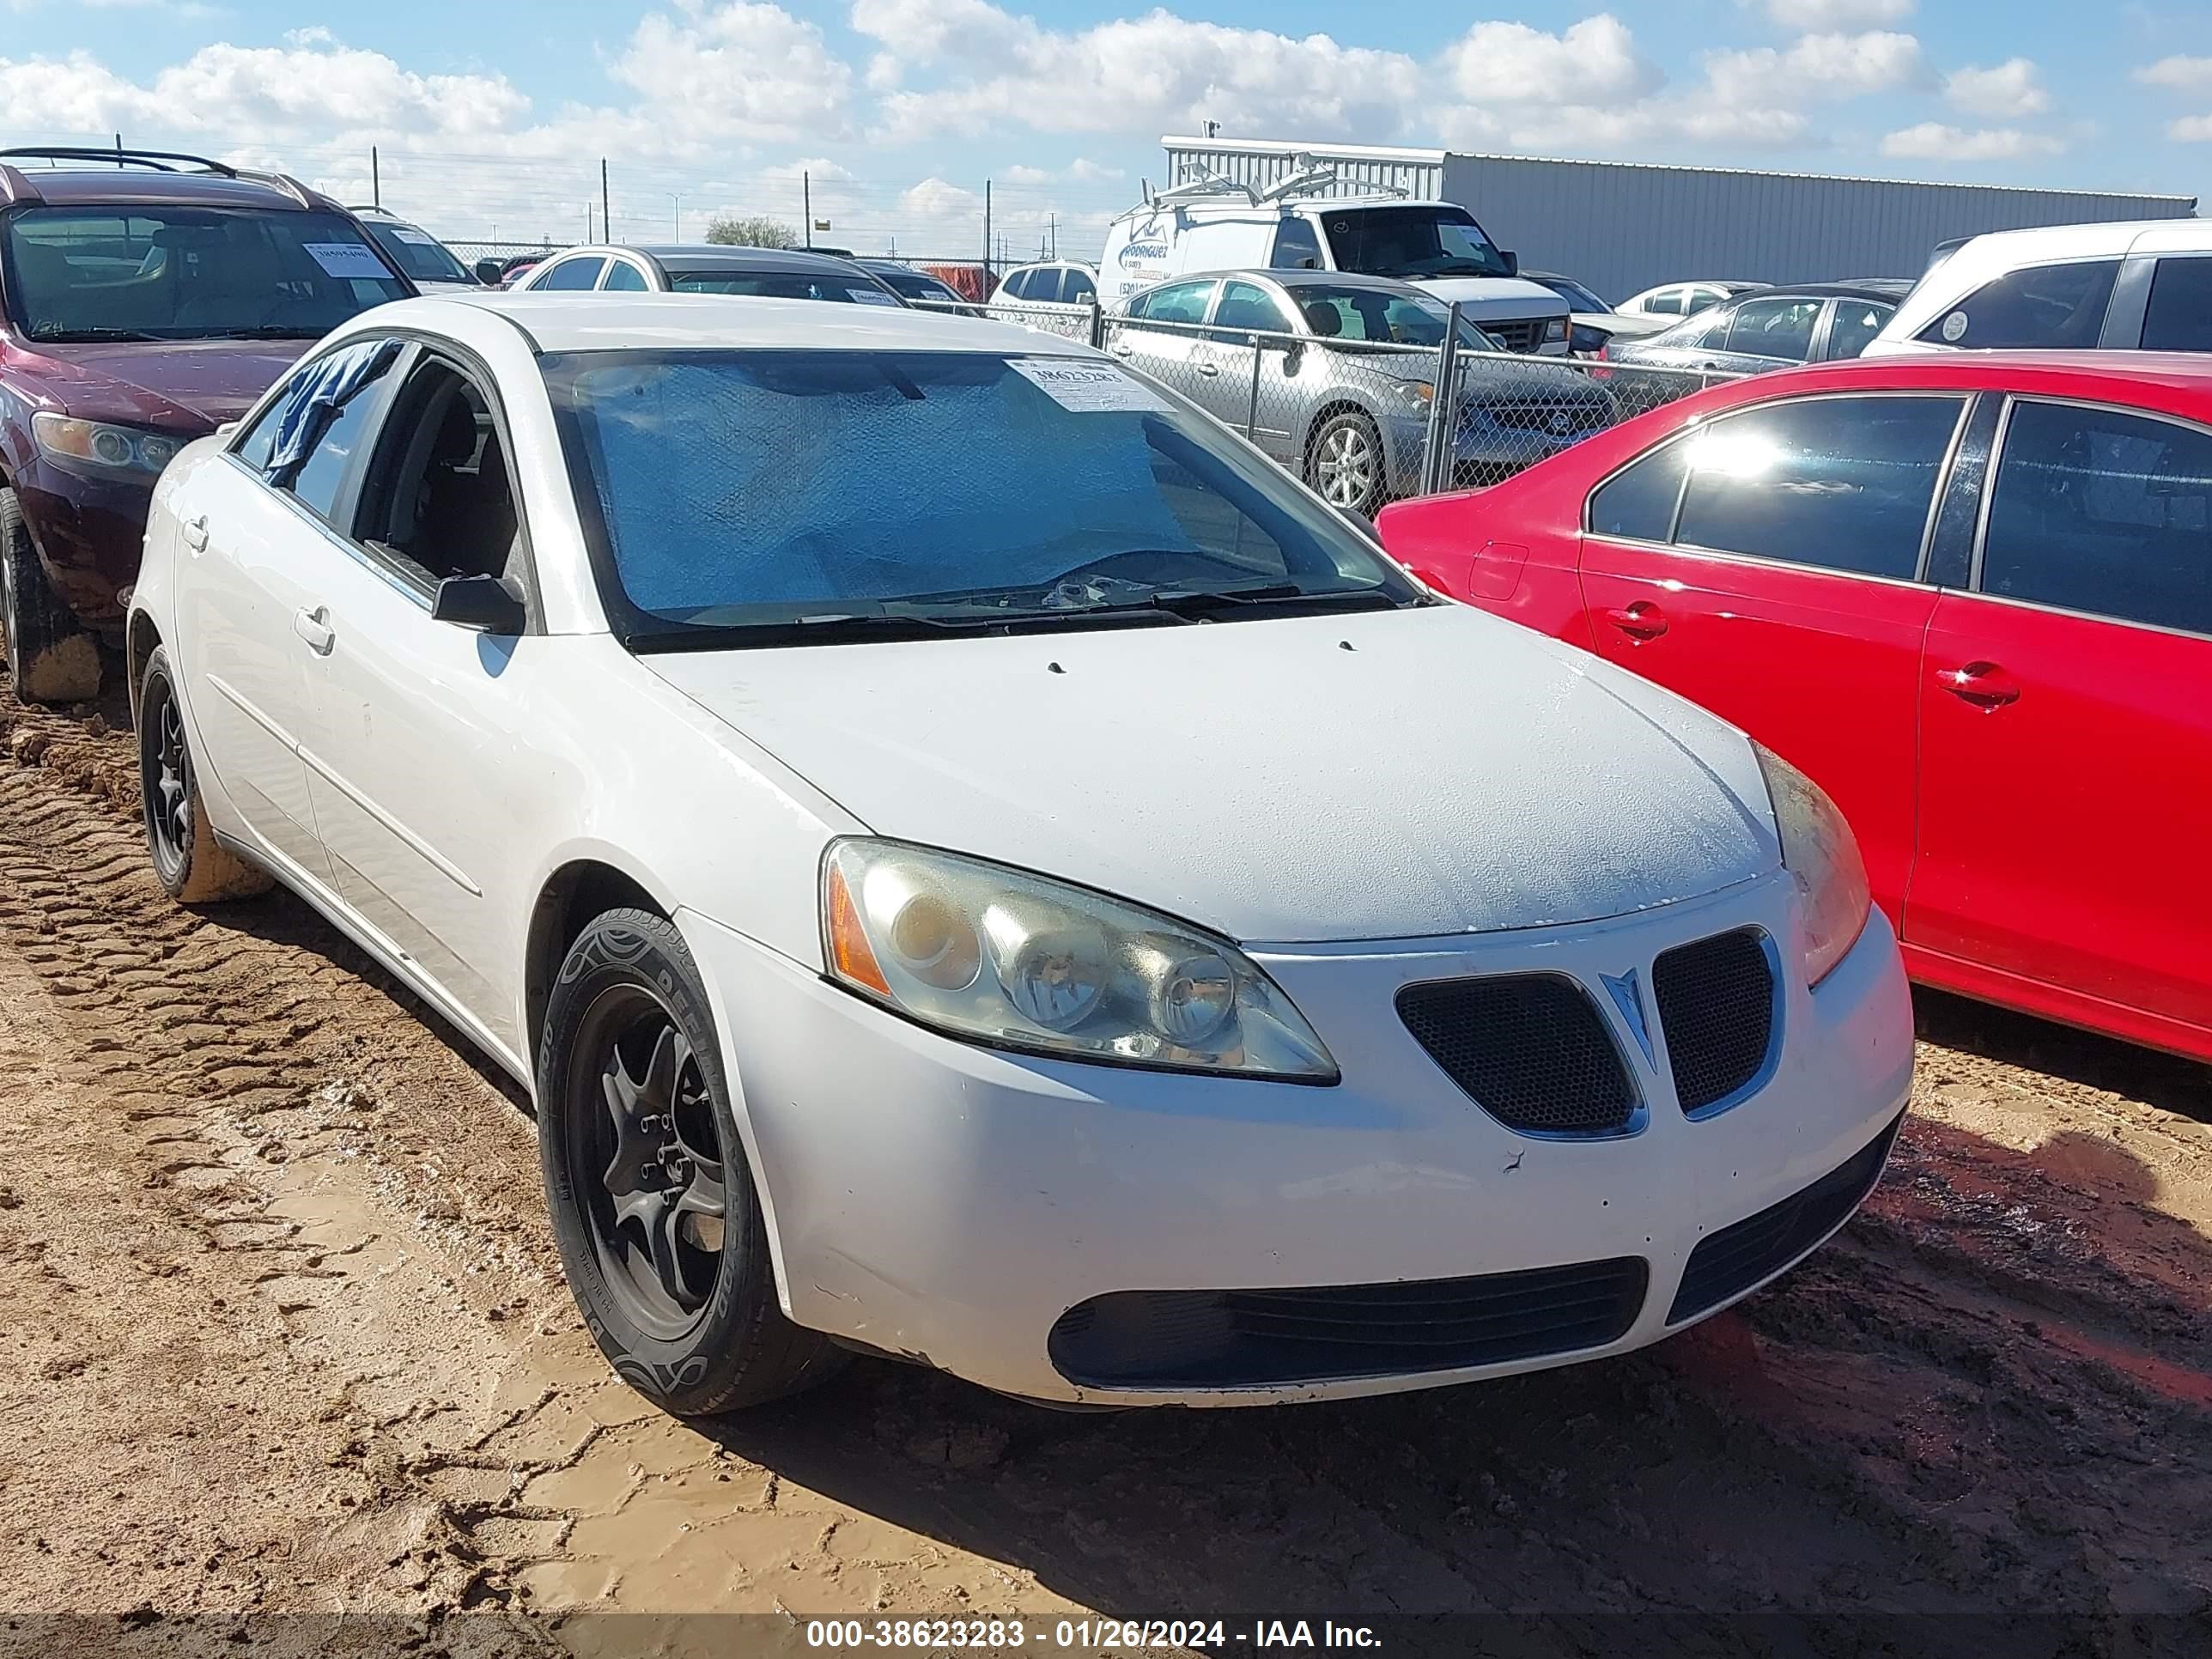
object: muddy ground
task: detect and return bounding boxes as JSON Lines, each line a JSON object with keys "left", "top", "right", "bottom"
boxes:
{"left": 0, "top": 674, "right": 2206, "bottom": 1658}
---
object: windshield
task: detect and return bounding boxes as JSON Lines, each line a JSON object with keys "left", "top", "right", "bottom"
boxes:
{"left": 1320, "top": 206, "right": 1513, "bottom": 281}
{"left": 362, "top": 220, "right": 471, "bottom": 284}
{"left": 545, "top": 349, "right": 1421, "bottom": 644}
{"left": 667, "top": 270, "right": 901, "bottom": 305}
{"left": 1541, "top": 277, "right": 1611, "bottom": 313}
{"left": 1288, "top": 283, "right": 1500, "bottom": 350}
{"left": 3, "top": 206, "right": 410, "bottom": 342}
{"left": 872, "top": 268, "right": 960, "bottom": 302}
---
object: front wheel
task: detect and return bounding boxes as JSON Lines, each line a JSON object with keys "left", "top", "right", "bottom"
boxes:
{"left": 538, "top": 908, "right": 845, "bottom": 1415}
{"left": 1304, "top": 410, "right": 1389, "bottom": 518}
{"left": 137, "top": 645, "right": 272, "bottom": 903}
{"left": 0, "top": 488, "right": 100, "bottom": 704}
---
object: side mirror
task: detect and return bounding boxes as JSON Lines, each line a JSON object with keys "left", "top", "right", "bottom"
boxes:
{"left": 473, "top": 258, "right": 504, "bottom": 286}
{"left": 1498, "top": 250, "right": 1519, "bottom": 276}
{"left": 431, "top": 574, "right": 526, "bottom": 634}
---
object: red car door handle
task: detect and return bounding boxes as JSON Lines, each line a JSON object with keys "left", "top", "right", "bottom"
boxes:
{"left": 1937, "top": 660, "right": 2020, "bottom": 708}
{"left": 1604, "top": 602, "right": 1668, "bottom": 640}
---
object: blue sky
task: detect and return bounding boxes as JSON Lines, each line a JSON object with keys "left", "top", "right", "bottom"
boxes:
{"left": 33, "top": 0, "right": 2212, "bottom": 258}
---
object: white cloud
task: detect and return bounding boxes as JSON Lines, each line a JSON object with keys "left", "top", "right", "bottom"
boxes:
{"left": 1880, "top": 122, "right": 2063, "bottom": 160}
{"left": 150, "top": 41, "right": 529, "bottom": 137}
{"left": 1443, "top": 100, "right": 1812, "bottom": 155}
{"left": 2170, "top": 113, "right": 2212, "bottom": 142}
{"left": 1944, "top": 58, "right": 2049, "bottom": 118}
{"left": 2137, "top": 56, "right": 2212, "bottom": 94}
{"left": 1757, "top": 0, "right": 1913, "bottom": 23}
{"left": 1705, "top": 30, "right": 1924, "bottom": 107}
{"left": 610, "top": 2, "right": 852, "bottom": 141}
{"left": 854, "top": 2, "right": 1423, "bottom": 143}
{"left": 1443, "top": 15, "right": 1659, "bottom": 106}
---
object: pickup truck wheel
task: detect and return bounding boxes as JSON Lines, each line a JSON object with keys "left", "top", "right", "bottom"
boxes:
{"left": 137, "top": 645, "right": 272, "bottom": 903}
{"left": 0, "top": 488, "right": 100, "bottom": 704}
{"left": 538, "top": 908, "right": 847, "bottom": 1416}
{"left": 1305, "top": 410, "right": 1388, "bottom": 518}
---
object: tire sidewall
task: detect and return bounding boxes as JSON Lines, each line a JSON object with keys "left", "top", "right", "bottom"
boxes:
{"left": 537, "top": 912, "right": 766, "bottom": 1411}
{"left": 137, "top": 647, "right": 194, "bottom": 896}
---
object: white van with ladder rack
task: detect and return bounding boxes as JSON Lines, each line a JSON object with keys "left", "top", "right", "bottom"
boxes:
{"left": 1100, "top": 159, "right": 1570, "bottom": 355}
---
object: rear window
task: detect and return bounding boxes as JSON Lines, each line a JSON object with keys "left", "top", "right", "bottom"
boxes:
{"left": 667, "top": 270, "right": 897, "bottom": 304}
{"left": 362, "top": 221, "right": 470, "bottom": 284}
{"left": 1918, "top": 258, "right": 2118, "bottom": 349}
{"left": 544, "top": 349, "right": 1416, "bottom": 640}
{"left": 3, "top": 205, "right": 408, "bottom": 343}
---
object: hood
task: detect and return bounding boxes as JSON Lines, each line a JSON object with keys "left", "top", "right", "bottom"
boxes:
{"left": 21, "top": 338, "right": 313, "bottom": 430}
{"left": 1578, "top": 310, "right": 1676, "bottom": 340}
{"left": 647, "top": 606, "right": 1780, "bottom": 945}
{"left": 1408, "top": 275, "right": 1568, "bottom": 319}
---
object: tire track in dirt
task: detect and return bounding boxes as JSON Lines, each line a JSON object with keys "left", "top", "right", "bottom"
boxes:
{"left": 0, "top": 679, "right": 2207, "bottom": 1652}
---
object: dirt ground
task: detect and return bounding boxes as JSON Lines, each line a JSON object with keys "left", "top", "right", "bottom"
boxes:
{"left": 0, "top": 674, "right": 2207, "bottom": 1657}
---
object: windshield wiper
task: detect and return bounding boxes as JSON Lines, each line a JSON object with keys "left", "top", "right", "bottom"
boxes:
{"left": 1129, "top": 584, "right": 1416, "bottom": 619}
{"left": 27, "top": 326, "right": 165, "bottom": 343}
{"left": 628, "top": 606, "right": 1194, "bottom": 652}
{"left": 200, "top": 325, "right": 324, "bottom": 340}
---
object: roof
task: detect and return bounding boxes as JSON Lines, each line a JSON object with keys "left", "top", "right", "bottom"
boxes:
{"left": 1698, "top": 349, "right": 2212, "bottom": 405}
{"left": 429, "top": 291, "right": 1087, "bottom": 356}
{"left": 1730, "top": 281, "right": 1912, "bottom": 301}
{"left": 1160, "top": 134, "right": 2200, "bottom": 207}
{"left": 527, "top": 244, "right": 878, "bottom": 276}
{"left": 1168, "top": 267, "right": 1429, "bottom": 296}
{"left": 0, "top": 167, "right": 329, "bottom": 211}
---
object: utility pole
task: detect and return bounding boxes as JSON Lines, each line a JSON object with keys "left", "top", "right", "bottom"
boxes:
{"left": 804, "top": 171, "right": 811, "bottom": 249}
{"left": 114, "top": 131, "right": 124, "bottom": 166}
{"left": 669, "top": 192, "right": 680, "bottom": 240}
{"left": 1048, "top": 212, "right": 1056, "bottom": 258}
{"left": 982, "top": 179, "right": 992, "bottom": 286}
{"left": 600, "top": 159, "right": 611, "bottom": 244}
{"left": 371, "top": 145, "right": 380, "bottom": 210}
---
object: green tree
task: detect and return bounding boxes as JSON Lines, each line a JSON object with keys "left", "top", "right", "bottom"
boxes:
{"left": 704, "top": 214, "right": 799, "bottom": 249}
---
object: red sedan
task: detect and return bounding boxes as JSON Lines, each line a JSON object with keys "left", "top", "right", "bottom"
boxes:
{"left": 1379, "top": 351, "right": 2212, "bottom": 1064}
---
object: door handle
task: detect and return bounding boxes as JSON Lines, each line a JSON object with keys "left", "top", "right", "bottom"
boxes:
{"left": 1194, "top": 360, "right": 1221, "bottom": 377}
{"left": 1604, "top": 601, "right": 1668, "bottom": 641}
{"left": 1109, "top": 342, "right": 1134, "bottom": 356}
{"left": 180, "top": 515, "right": 209, "bottom": 553}
{"left": 1936, "top": 660, "right": 2019, "bottom": 709}
{"left": 292, "top": 605, "right": 335, "bottom": 656}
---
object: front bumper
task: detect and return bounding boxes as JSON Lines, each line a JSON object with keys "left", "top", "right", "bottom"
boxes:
{"left": 10, "top": 456, "right": 158, "bottom": 631}
{"left": 682, "top": 870, "right": 1913, "bottom": 1407}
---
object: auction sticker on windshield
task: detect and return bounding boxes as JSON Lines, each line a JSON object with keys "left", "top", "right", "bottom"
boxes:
{"left": 1009, "top": 357, "right": 1169, "bottom": 414}
{"left": 301, "top": 241, "right": 391, "bottom": 279}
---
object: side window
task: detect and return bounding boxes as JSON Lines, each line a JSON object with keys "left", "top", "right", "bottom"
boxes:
{"left": 1589, "top": 439, "right": 1689, "bottom": 542}
{"left": 1674, "top": 395, "right": 1966, "bottom": 577}
{"left": 1725, "top": 296, "right": 1821, "bottom": 361}
{"left": 1646, "top": 288, "right": 1684, "bottom": 316}
{"left": 538, "top": 257, "right": 606, "bottom": 292}
{"left": 1687, "top": 287, "right": 1724, "bottom": 313}
{"left": 1139, "top": 280, "right": 1217, "bottom": 326}
{"left": 272, "top": 343, "right": 405, "bottom": 526}
{"left": 1981, "top": 400, "right": 2212, "bottom": 635}
{"left": 1826, "top": 301, "right": 1893, "bottom": 362}
{"left": 1002, "top": 269, "right": 1036, "bottom": 301}
{"left": 1271, "top": 216, "right": 1325, "bottom": 270}
{"left": 1918, "top": 258, "right": 2119, "bottom": 349}
{"left": 232, "top": 396, "right": 284, "bottom": 472}
{"left": 355, "top": 358, "right": 524, "bottom": 591}
{"left": 1213, "top": 281, "right": 1291, "bottom": 335}
{"left": 601, "top": 260, "right": 649, "bottom": 292}
{"left": 2141, "top": 257, "right": 2212, "bottom": 352}
{"left": 1060, "top": 268, "right": 1097, "bottom": 304}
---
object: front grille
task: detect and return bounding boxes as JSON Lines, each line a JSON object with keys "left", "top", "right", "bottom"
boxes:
{"left": 1398, "top": 974, "right": 1637, "bottom": 1135}
{"left": 1048, "top": 1258, "right": 1650, "bottom": 1389}
{"left": 1652, "top": 929, "right": 1778, "bottom": 1113}
{"left": 1486, "top": 317, "right": 1543, "bottom": 352}
{"left": 1667, "top": 1114, "right": 1901, "bottom": 1324}
{"left": 1484, "top": 400, "right": 1611, "bottom": 436}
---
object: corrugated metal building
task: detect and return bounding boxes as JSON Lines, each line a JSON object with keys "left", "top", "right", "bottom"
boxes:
{"left": 1160, "top": 136, "right": 2198, "bottom": 305}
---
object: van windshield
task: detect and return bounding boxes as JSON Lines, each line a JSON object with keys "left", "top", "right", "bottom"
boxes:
{"left": 3, "top": 206, "right": 410, "bottom": 342}
{"left": 1320, "top": 207, "right": 1513, "bottom": 281}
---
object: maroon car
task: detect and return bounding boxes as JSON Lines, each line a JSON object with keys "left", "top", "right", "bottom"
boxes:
{"left": 0, "top": 149, "right": 414, "bottom": 700}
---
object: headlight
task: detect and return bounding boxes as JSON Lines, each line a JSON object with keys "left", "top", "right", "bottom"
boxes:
{"left": 823, "top": 839, "right": 1338, "bottom": 1081}
{"left": 31, "top": 413, "right": 184, "bottom": 478}
{"left": 1753, "top": 743, "right": 1871, "bottom": 987}
{"left": 1392, "top": 378, "right": 1435, "bottom": 409}
{"left": 1544, "top": 317, "right": 1570, "bottom": 343}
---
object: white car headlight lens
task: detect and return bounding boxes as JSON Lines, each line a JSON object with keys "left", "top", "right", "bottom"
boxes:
{"left": 1754, "top": 743, "right": 1871, "bottom": 988}
{"left": 31, "top": 412, "right": 182, "bottom": 477}
{"left": 1544, "top": 317, "right": 1570, "bottom": 343}
{"left": 823, "top": 839, "right": 1337, "bottom": 1081}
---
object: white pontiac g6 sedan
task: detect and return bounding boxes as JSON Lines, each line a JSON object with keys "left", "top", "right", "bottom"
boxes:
{"left": 129, "top": 294, "right": 1914, "bottom": 1413}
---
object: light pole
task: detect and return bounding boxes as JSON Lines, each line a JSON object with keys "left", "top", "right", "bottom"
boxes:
{"left": 669, "top": 192, "right": 681, "bottom": 240}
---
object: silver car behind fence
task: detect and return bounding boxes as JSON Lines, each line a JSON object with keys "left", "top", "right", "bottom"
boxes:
{"left": 909, "top": 294, "right": 1741, "bottom": 514}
